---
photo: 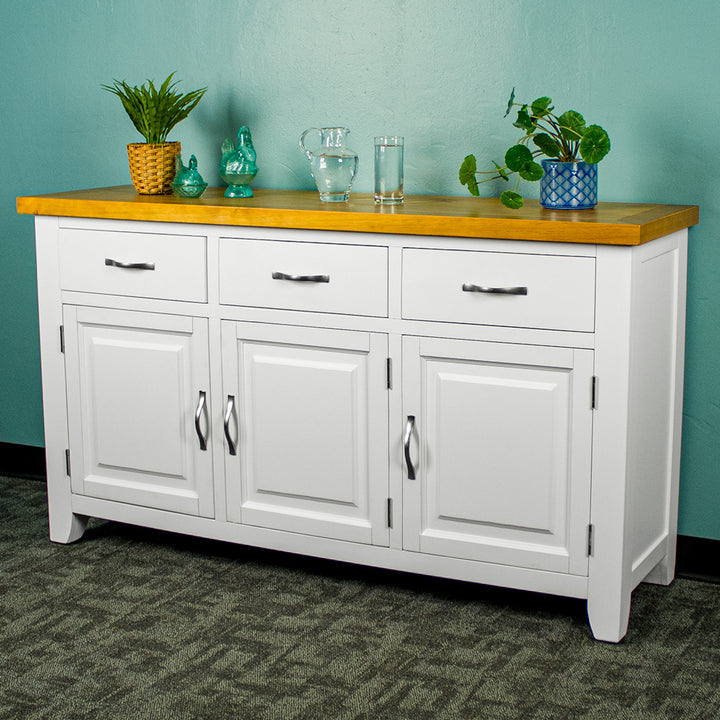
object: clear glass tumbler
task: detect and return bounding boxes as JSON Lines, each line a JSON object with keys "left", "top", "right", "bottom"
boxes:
{"left": 374, "top": 136, "right": 404, "bottom": 204}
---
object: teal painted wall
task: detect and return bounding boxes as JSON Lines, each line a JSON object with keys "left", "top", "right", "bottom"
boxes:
{"left": 1, "top": 1, "right": 718, "bottom": 539}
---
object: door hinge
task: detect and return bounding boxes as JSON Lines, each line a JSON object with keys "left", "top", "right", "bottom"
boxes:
{"left": 591, "top": 376, "right": 598, "bottom": 409}
{"left": 387, "top": 497, "right": 393, "bottom": 528}
{"left": 386, "top": 357, "right": 393, "bottom": 390}
{"left": 65, "top": 448, "right": 71, "bottom": 477}
{"left": 587, "top": 524, "right": 594, "bottom": 556}
{"left": 59, "top": 325, "right": 65, "bottom": 353}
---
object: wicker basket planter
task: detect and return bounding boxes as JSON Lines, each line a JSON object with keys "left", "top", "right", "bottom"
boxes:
{"left": 127, "top": 141, "right": 181, "bottom": 195}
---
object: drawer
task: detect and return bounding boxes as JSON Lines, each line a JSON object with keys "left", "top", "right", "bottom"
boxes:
{"left": 402, "top": 248, "right": 596, "bottom": 331}
{"left": 58, "top": 229, "right": 207, "bottom": 302}
{"left": 219, "top": 238, "right": 388, "bottom": 317}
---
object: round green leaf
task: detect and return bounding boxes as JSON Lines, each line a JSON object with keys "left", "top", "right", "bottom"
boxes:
{"left": 531, "top": 96, "right": 553, "bottom": 117}
{"left": 533, "top": 133, "right": 562, "bottom": 158}
{"left": 459, "top": 154, "right": 477, "bottom": 185}
{"left": 519, "top": 161, "right": 544, "bottom": 182}
{"left": 501, "top": 190, "right": 524, "bottom": 209}
{"left": 505, "top": 144, "right": 533, "bottom": 172}
{"left": 513, "top": 107, "right": 536, "bottom": 134}
{"left": 458, "top": 154, "right": 480, "bottom": 196}
{"left": 558, "top": 110, "right": 586, "bottom": 142}
{"left": 579, "top": 125, "right": 611, "bottom": 164}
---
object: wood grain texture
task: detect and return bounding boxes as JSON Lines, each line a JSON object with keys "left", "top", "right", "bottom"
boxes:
{"left": 17, "top": 186, "right": 699, "bottom": 245}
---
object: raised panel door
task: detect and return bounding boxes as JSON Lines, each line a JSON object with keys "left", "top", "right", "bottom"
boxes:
{"left": 402, "top": 336, "right": 593, "bottom": 574}
{"left": 222, "top": 322, "right": 389, "bottom": 545}
{"left": 64, "top": 306, "right": 213, "bottom": 516}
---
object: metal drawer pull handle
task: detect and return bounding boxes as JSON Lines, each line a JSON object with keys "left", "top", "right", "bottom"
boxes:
{"left": 194, "top": 391, "right": 208, "bottom": 451}
{"left": 105, "top": 258, "right": 156, "bottom": 271}
{"left": 462, "top": 283, "right": 527, "bottom": 295}
{"left": 271, "top": 271, "right": 330, "bottom": 283}
{"left": 224, "top": 395, "right": 237, "bottom": 456}
{"left": 404, "top": 415, "right": 416, "bottom": 480}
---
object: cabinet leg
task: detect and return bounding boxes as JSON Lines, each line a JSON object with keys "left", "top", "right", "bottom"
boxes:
{"left": 45, "top": 456, "right": 88, "bottom": 543}
{"left": 49, "top": 509, "right": 88, "bottom": 544}
{"left": 642, "top": 554, "right": 675, "bottom": 586}
{"left": 586, "top": 589, "right": 632, "bottom": 643}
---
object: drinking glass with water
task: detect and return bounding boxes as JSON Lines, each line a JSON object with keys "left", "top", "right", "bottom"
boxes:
{"left": 374, "top": 136, "right": 404, "bottom": 204}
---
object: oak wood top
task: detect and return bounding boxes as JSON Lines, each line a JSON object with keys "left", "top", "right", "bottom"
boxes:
{"left": 17, "top": 186, "right": 699, "bottom": 246}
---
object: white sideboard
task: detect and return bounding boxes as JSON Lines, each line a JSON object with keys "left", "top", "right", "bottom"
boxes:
{"left": 18, "top": 188, "right": 698, "bottom": 642}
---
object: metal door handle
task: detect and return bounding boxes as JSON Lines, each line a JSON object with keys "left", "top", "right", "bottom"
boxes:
{"left": 105, "top": 258, "right": 156, "bottom": 270}
{"left": 194, "top": 391, "right": 208, "bottom": 451}
{"left": 403, "top": 415, "right": 416, "bottom": 480}
{"left": 271, "top": 271, "right": 330, "bottom": 283}
{"left": 462, "top": 283, "right": 527, "bottom": 295}
{"left": 224, "top": 395, "right": 237, "bottom": 456}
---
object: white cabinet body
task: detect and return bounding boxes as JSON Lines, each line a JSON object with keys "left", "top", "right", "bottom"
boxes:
{"left": 32, "top": 212, "right": 689, "bottom": 643}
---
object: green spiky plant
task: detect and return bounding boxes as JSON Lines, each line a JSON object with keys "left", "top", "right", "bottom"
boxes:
{"left": 102, "top": 73, "right": 207, "bottom": 144}
{"left": 459, "top": 89, "right": 611, "bottom": 209}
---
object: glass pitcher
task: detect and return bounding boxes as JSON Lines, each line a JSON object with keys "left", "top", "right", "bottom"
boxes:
{"left": 299, "top": 127, "right": 359, "bottom": 202}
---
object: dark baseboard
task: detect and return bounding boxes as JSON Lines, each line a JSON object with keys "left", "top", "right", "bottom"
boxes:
{"left": 676, "top": 534, "right": 720, "bottom": 584}
{"left": 0, "top": 442, "right": 46, "bottom": 480}
{"left": 1, "top": 442, "right": 718, "bottom": 582}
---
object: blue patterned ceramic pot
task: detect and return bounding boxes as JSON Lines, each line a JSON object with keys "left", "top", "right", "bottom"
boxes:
{"left": 540, "top": 159, "right": 598, "bottom": 209}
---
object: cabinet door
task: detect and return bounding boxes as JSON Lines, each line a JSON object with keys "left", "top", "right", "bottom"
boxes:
{"left": 402, "top": 336, "right": 593, "bottom": 575}
{"left": 64, "top": 306, "right": 214, "bottom": 517}
{"left": 222, "top": 322, "right": 389, "bottom": 545}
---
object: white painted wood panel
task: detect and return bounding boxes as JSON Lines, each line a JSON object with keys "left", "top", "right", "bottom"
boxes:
{"left": 59, "top": 228, "right": 207, "bottom": 301}
{"left": 222, "top": 322, "right": 389, "bottom": 545}
{"left": 402, "top": 248, "right": 596, "bottom": 331}
{"left": 64, "top": 306, "right": 213, "bottom": 516}
{"left": 403, "top": 335, "right": 593, "bottom": 574}
{"left": 218, "top": 238, "right": 388, "bottom": 316}
{"left": 35, "top": 217, "right": 89, "bottom": 543}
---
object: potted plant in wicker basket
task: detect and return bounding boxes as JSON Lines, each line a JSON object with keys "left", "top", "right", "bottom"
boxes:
{"left": 103, "top": 73, "right": 207, "bottom": 195}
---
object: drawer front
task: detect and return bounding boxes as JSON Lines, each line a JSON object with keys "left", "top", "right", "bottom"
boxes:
{"left": 59, "top": 229, "right": 207, "bottom": 302}
{"left": 402, "top": 248, "right": 596, "bottom": 331}
{"left": 219, "top": 238, "right": 388, "bottom": 317}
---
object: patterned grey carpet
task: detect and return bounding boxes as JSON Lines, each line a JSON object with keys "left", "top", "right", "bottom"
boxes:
{"left": 1, "top": 476, "right": 719, "bottom": 720}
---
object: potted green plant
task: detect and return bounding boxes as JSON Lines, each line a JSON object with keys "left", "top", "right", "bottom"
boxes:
{"left": 103, "top": 73, "right": 207, "bottom": 195}
{"left": 459, "top": 89, "right": 610, "bottom": 209}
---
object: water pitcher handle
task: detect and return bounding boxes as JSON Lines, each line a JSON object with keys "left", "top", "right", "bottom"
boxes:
{"left": 299, "top": 128, "right": 320, "bottom": 159}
